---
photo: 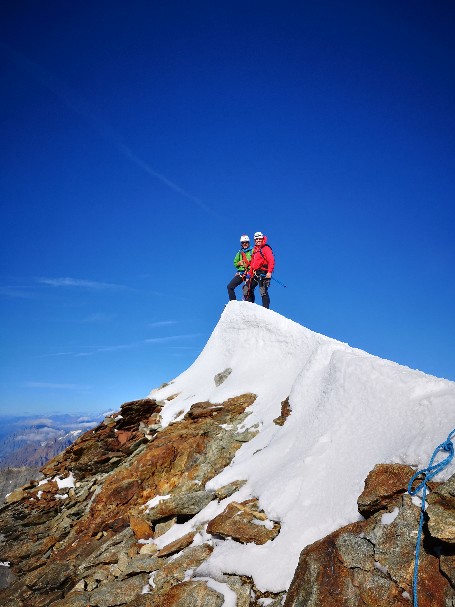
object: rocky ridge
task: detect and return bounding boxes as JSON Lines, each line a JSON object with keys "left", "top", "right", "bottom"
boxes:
{"left": 0, "top": 387, "right": 453, "bottom": 607}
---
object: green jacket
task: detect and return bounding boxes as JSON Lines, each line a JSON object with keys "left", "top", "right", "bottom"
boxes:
{"left": 233, "top": 246, "right": 253, "bottom": 273}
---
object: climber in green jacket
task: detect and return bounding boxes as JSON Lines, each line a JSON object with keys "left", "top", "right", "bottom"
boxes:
{"left": 227, "top": 234, "right": 254, "bottom": 302}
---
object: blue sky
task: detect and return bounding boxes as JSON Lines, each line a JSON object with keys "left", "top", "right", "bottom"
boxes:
{"left": 1, "top": 1, "right": 454, "bottom": 416}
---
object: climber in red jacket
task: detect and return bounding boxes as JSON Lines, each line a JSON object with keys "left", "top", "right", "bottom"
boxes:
{"left": 244, "top": 232, "right": 275, "bottom": 309}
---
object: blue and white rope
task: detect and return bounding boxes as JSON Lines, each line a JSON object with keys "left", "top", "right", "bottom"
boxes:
{"left": 407, "top": 428, "right": 455, "bottom": 607}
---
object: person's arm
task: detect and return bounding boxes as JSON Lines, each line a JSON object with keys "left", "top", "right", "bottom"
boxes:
{"left": 265, "top": 248, "right": 274, "bottom": 277}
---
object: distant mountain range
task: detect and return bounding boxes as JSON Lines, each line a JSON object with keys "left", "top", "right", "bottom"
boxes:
{"left": 0, "top": 413, "right": 102, "bottom": 500}
{"left": 0, "top": 413, "right": 102, "bottom": 468}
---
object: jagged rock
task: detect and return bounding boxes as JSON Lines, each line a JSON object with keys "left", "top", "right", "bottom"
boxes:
{"left": 440, "top": 554, "right": 455, "bottom": 587}
{"left": 41, "top": 399, "right": 160, "bottom": 481}
{"left": 285, "top": 466, "right": 454, "bottom": 607}
{"left": 4, "top": 384, "right": 451, "bottom": 607}
{"left": 4, "top": 487, "right": 27, "bottom": 504}
{"left": 207, "top": 498, "right": 280, "bottom": 545}
{"left": 58, "top": 573, "right": 149, "bottom": 607}
{"left": 154, "top": 517, "right": 177, "bottom": 538}
{"left": 144, "top": 491, "right": 214, "bottom": 523}
{"left": 273, "top": 396, "right": 292, "bottom": 426}
{"left": 214, "top": 368, "right": 232, "bottom": 387}
{"left": 139, "top": 543, "right": 159, "bottom": 555}
{"left": 69, "top": 394, "right": 255, "bottom": 538}
{"left": 214, "top": 480, "right": 246, "bottom": 501}
{"left": 151, "top": 544, "right": 214, "bottom": 595}
{"left": 225, "top": 574, "right": 252, "bottom": 607}
{"left": 157, "top": 531, "right": 196, "bottom": 557}
{"left": 130, "top": 514, "right": 154, "bottom": 540}
{"left": 115, "top": 554, "right": 162, "bottom": 580}
{"left": 185, "top": 402, "right": 225, "bottom": 420}
{"left": 78, "top": 527, "right": 136, "bottom": 571}
{"left": 427, "top": 474, "right": 455, "bottom": 543}
{"left": 51, "top": 593, "right": 90, "bottom": 607}
{"left": 0, "top": 395, "right": 258, "bottom": 606}
{"left": 91, "top": 573, "right": 149, "bottom": 606}
{"left": 153, "top": 580, "right": 225, "bottom": 607}
{"left": 357, "top": 463, "right": 415, "bottom": 517}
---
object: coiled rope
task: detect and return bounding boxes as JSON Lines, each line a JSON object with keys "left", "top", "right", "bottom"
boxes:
{"left": 407, "top": 428, "right": 455, "bottom": 607}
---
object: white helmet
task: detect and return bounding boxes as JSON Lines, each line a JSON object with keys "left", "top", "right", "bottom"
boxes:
{"left": 240, "top": 234, "right": 250, "bottom": 243}
{"left": 254, "top": 231, "right": 264, "bottom": 239}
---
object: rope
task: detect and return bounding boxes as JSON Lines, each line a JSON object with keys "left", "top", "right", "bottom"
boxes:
{"left": 407, "top": 428, "right": 455, "bottom": 607}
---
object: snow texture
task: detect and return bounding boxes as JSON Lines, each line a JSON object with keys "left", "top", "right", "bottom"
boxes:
{"left": 149, "top": 302, "right": 455, "bottom": 592}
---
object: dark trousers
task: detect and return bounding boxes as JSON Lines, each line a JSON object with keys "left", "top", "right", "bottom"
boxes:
{"left": 227, "top": 274, "right": 244, "bottom": 301}
{"left": 227, "top": 274, "right": 255, "bottom": 303}
{"left": 245, "top": 276, "right": 270, "bottom": 308}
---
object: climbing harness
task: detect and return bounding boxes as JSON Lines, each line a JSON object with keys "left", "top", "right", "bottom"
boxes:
{"left": 407, "top": 428, "right": 455, "bottom": 607}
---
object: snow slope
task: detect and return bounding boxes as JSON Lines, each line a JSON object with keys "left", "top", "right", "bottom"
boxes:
{"left": 149, "top": 302, "right": 455, "bottom": 592}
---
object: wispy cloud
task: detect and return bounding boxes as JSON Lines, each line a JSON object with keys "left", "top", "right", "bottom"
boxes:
{"left": 75, "top": 343, "right": 136, "bottom": 357}
{"left": 3, "top": 42, "right": 217, "bottom": 217}
{"left": 147, "top": 320, "right": 178, "bottom": 328}
{"left": 0, "top": 285, "right": 38, "bottom": 299}
{"left": 15, "top": 417, "right": 56, "bottom": 426}
{"left": 37, "top": 277, "right": 127, "bottom": 290}
{"left": 39, "top": 334, "right": 201, "bottom": 359}
{"left": 145, "top": 334, "right": 201, "bottom": 344}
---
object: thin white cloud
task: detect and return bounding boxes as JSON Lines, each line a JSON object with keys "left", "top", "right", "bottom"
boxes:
{"left": 37, "top": 277, "right": 126, "bottom": 290}
{"left": 0, "top": 285, "right": 38, "bottom": 299}
{"left": 145, "top": 334, "right": 201, "bottom": 344}
{"left": 15, "top": 417, "right": 56, "bottom": 426}
{"left": 147, "top": 320, "right": 178, "bottom": 328}
{"left": 3, "top": 42, "right": 217, "bottom": 217}
{"left": 74, "top": 342, "right": 139, "bottom": 357}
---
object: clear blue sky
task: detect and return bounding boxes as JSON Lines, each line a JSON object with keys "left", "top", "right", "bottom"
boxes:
{"left": 1, "top": 1, "right": 454, "bottom": 416}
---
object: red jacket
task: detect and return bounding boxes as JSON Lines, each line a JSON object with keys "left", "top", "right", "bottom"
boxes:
{"left": 250, "top": 236, "right": 275, "bottom": 274}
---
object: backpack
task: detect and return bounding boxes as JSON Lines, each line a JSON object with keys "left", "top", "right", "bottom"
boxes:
{"left": 258, "top": 243, "right": 272, "bottom": 261}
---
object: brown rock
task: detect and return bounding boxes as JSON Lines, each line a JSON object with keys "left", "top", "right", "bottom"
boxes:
{"left": 440, "top": 554, "right": 455, "bottom": 587}
{"left": 214, "top": 480, "right": 246, "bottom": 501}
{"left": 357, "top": 463, "right": 415, "bottom": 517}
{"left": 285, "top": 490, "right": 453, "bottom": 607}
{"left": 130, "top": 514, "right": 154, "bottom": 540}
{"left": 50, "top": 593, "right": 90, "bottom": 607}
{"left": 207, "top": 498, "right": 280, "bottom": 544}
{"left": 273, "top": 396, "right": 292, "bottom": 426}
{"left": 89, "top": 573, "right": 149, "bottom": 607}
{"left": 0, "top": 394, "right": 254, "bottom": 607}
{"left": 427, "top": 473, "right": 455, "bottom": 543}
{"left": 157, "top": 580, "right": 224, "bottom": 607}
{"left": 157, "top": 531, "right": 196, "bottom": 557}
{"left": 152, "top": 544, "right": 214, "bottom": 595}
{"left": 144, "top": 491, "right": 214, "bottom": 523}
{"left": 4, "top": 487, "right": 27, "bottom": 504}
{"left": 74, "top": 394, "right": 256, "bottom": 538}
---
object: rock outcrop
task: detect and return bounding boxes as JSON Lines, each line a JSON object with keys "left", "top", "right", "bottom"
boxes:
{"left": 0, "top": 394, "right": 287, "bottom": 606}
{"left": 0, "top": 466, "right": 41, "bottom": 503}
{"left": 1, "top": 392, "right": 453, "bottom": 607}
{"left": 285, "top": 464, "right": 455, "bottom": 607}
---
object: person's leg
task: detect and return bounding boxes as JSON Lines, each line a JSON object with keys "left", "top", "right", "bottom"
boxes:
{"left": 227, "top": 274, "right": 243, "bottom": 300}
{"left": 259, "top": 280, "right": 270, "bottom": 309}
{"left": 244, "top": 278, "right": 257, "bottom": 303}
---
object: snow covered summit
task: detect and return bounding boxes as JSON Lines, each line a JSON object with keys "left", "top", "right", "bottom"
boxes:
{"left": 151, "top": 301, "right": 455, "bottom": 591}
